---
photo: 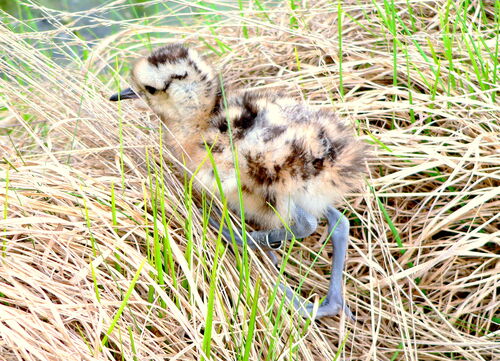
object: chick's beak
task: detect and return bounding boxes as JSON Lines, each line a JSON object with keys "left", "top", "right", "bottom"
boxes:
{"left": 109, "top": 87, "right": 139, "bottom": 101}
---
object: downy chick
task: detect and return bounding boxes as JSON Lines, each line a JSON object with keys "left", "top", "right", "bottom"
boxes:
{"left": 110, "top": 44, "right": 366, "bottom": 319}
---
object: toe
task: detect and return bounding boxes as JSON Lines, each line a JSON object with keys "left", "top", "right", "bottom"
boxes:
{"left": 343, "top": 304, "right": 356, "bottom": 322}
{"left": 305, "top": 299, "right": 355, "bottom": 320}
{"left": 315, "top": 302, "right": 341, "bottom": 318}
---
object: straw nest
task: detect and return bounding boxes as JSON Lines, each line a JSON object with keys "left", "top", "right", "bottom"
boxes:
{"left": 0, "top": 1, "right": 498, "bottom": 360}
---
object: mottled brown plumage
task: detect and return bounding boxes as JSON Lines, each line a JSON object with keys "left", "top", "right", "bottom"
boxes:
{"left": 110, "top": 43, "right": 366, "bottom": 320}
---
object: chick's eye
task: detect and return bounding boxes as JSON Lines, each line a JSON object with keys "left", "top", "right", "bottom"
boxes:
{"left": 144, "top": 85, "right": 156, "bottom": 95}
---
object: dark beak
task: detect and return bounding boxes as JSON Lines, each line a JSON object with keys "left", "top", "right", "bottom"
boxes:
{"left": 109, "top": 87, "right": 139, "bottom": 101}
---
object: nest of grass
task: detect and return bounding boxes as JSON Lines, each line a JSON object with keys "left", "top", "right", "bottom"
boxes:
{"left": 1, "top": 1, "right": 498, "bottom": 360}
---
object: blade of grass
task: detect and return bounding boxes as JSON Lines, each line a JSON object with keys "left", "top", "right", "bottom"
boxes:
{"left": 243, "top": 277, "right": 261, "bottom": 361}
{"left": 201, "top": 221, "right": 224, "bottom": 360}
{"left": 101, "top": 258, "right": 146, "bottom": 347}
{"left": 2, "top": 163, "right": 9, "bottom": 256}
{"left": 338, "top": 0, "right": 344, "bottom": 99}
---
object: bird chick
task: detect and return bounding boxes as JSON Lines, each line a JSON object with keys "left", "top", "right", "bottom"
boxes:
{"left": 110, "top": 43, "right": 366, "bottom": 320}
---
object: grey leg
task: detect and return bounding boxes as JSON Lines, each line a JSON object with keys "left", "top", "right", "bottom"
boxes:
{"left": 209, "top": 205, "right": 318, "bottom": 251}
{"left": 208, "top": 214, "right": 280, "bottom": 266}
{"left": 208, "top": 215, "right": 261, "bottom": 249}
{"left": 249, "top": 206, "right": 318, "bottom": 248}
{"left": 281, "top": 206, "right": 354, "bottom": 320}
{"left": 311, "top": 206, "right": 353, "bottom": 319}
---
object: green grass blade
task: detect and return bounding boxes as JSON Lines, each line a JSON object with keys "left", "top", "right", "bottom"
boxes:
{"left": 243, "top": 277, "right": 261, "bottom": 361}
{"left": 101, "top": 258, "right": 146, "bottom": 346}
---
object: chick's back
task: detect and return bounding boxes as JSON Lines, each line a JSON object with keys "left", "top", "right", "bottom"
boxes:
{"left": 207, "top": 91, "right": 366, "bottom": 229}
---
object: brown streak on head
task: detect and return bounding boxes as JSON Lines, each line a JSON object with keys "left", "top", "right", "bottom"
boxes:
{"left": 187, "top": 58, "right": 202, "bottom": 74}
{"left": 147, "top": 44, "right": 189, "bottom": 67}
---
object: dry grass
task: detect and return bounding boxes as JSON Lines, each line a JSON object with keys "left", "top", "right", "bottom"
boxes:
{"left": 1, "top": 0, "right": 499, "bottom": 360}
